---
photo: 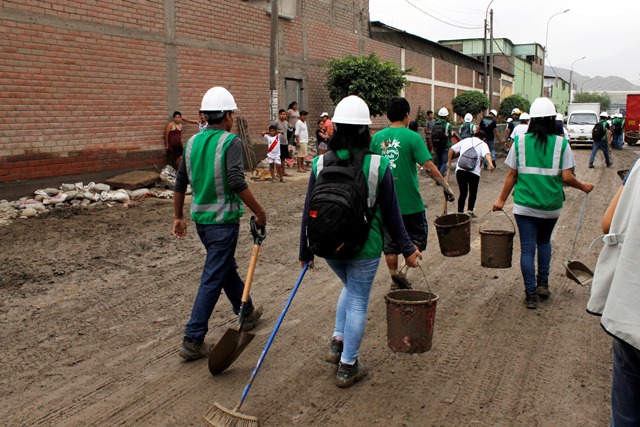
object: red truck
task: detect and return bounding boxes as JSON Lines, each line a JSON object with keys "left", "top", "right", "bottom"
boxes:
{"left": 626, "top": 94, "right": 640, "bottom": 132}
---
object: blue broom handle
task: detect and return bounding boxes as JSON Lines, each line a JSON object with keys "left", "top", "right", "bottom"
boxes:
{"left": 235, "top": 262, "right": 309, "bottom": 410}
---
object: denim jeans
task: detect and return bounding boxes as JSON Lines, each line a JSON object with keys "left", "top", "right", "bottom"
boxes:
{"left": 482, "top": 139, "right": 495, "bottom": 168}
{"left": 184, "top": 222, "right": 253, "bottom": 343}
{"left": 514, "top": 214, "right": 558, "bottom": 294}
{"left": 327, "top": 258, "right": 380, "bottom": 364}
{"left": 435, "top": 146, "right": 448, "bottom": 175}
{"left": 589, "top": 140, "right": 611, "bottom": 165}
{"left": 612, "top": 133, "right": 623, "bottom": 150}
{"left": 611, "top": 337, "right": 640, "bottom": 426}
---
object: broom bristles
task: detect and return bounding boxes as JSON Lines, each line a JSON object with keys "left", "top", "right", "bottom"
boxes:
{"left": 203, "top": 402, "right": 259, "bottom": 427}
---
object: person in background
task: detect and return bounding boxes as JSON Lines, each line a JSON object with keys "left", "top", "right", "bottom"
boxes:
{"left": 432, "top": 107, "right": 452, "bottom": 175}
{"left": 299, "top": 95, "right": 421, "bottom": 388}
{"left": 479, "top": 109, "right": 500, "bottom": 170}
{"left": 272, "top": 109, "right": 291, "bottom": 176}
{"left": 505, "top": 108, "right": 521, "bottom": 145}
{"left": 295, "top": 110, "right": 309, "bottom": 173}
{"left": 321, "top": 112, "right": 334, "bottom": 138}
{"left": 589, "top": 111, "right": 612, "bottom": 169}
{"left": 370, "top": 96, "right": 454, "bottom": 288}
{"left": 611, "top": 113, "right": 625, "bottom": 150}
{"left": 287, "top": 101, "right": 300, "bottom": 147}
{"left": 316, "top": 118, "right": 329, "bottom": 155}
{"left": 588, "top": 159, "right": 640, "bottom": 426}
{"left": 493, "top": 97, "right": 593, "bottom": 309}
{"left": 459, "top": 113, "right": 476, "bottom": 140}
{"left": 424, "top": 110, "right": 435, "bottom": 153}
{"left": 198, "top": 110, "right": 208, "bottom": 132}
{"left": 509, "top": 112, "right": 530, "bottom": 145}
{"left": 447, "top": 130, "right": 494, "bottom": 218}
{"left": 165, "top": 111, "right": 186, "bottom": 167}
{"left": 555, "top": 113, "right": 566, "bottom": 137}
{"left": 172, "top": 87, "right": 265, "bottom": 361}
{"left": 261, "top": 125, "right": 284, "bottom": 182}
{"left": 408, "top": 120, "right": 419, "bottom": 132}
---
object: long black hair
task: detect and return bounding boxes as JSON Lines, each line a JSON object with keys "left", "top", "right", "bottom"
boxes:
{"left": 328, "top": 123, "right": 371, "bottom": 153}
{"left": 527, "top": 116, "right": 556, "bottom": 155}
{"left": 287, "top": 101, "right": 298, "bottom": 110}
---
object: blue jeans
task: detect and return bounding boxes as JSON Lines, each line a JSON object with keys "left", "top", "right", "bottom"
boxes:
{"left": 327, "top": 258, "right": 380, "bottom": 364}
{"left": 514, "top": 214, "right": 558, "bottom": 294}
{"left": 589, "top": 140, "right": 611, "bottom": 166}
{"left": 482, "top": 139, "right": 495, "bottom": 168}
{"left": 611, "top": 337, "right": 640, "bottom": 426}
{"left": 435, "top": 146, "right": 448, "bottom": 175}
{"left": 612, "top": 133, "right": 623, "bottom": 150}
{"left": 184, "top": 222, "right": 253, "bottom": 343}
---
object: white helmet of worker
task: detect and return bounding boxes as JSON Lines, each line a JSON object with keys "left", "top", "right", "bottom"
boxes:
{"left": 464, "top": 113, "right": 473, "bottom": 122}
{"left": 490, "top": 109, "right": 498, "bottom": 116}
{"left": 511, "top": 108, "right": 522, "bottom": 115}
{"left": 201, "top": 87, "right": 237, "bottom": 119}
{"left": 331, "top": 95, "right": 372, "bottom": 125}
{"left": 520, "top": 112, "right": 531, "bottom": 121}
{"left": 617, "top": 113, "right": 623, "bottom": 118}
{"left": 529, "top": 97, "right": 556, "bottom": 118}
{"left": 438, "top": 107, "right": 449, "bottom": 117}
{"left": 556, "top": 113, "right": 563, "bottom": 121}
{"left": 599, "top": 111, "right": 609, "bottom": 118}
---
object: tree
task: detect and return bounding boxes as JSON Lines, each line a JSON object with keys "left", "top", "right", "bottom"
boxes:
{"left": 451, "top": 91, "right": 489, "bottom": 118}
{"left": 325, "top": 53, "right": 409, "bottom": 117}
{"left": 499, "top": 95, "right": 530, "bottom": 120}
{"left": 573, "top": 92, "right": 611, "bottom": 111}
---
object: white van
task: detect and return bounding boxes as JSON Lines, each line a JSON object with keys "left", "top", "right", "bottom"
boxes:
{"left": 567, "top": 110, "right": 599, "bottom": 145}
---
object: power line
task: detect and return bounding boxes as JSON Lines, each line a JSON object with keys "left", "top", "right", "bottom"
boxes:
{"left": 404, "top": 0, "right": 483, "bottom": 30}
{"left": 412, "top": 0, "right": 485, "bottom": 16}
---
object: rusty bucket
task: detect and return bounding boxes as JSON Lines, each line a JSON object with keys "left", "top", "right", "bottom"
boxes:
{"left": 385, "top": 289, "right": 439, "bottom": 353}
{"left": 480, "top": 210, "right": 516, "bottom": 268}
{"left": 434, "top": 213, "right": 471, "bottom": 257}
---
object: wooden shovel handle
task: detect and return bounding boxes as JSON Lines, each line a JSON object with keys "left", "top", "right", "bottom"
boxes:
{"left": 442, "top": 168, "right": 450, "bottom": 216}
{"left": 241, "top": 244, "right": 261, "bottom": 304}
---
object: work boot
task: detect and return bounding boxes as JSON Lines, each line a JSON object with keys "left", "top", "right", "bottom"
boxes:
{"left": 335, "top": 359, "right": 367, "bottom": 388}
{"left": 537, "top": 278, "right": 550, "bottom": 298}
{"left": 525, "top": 292, "right": 538, "bottom": 309}
{"left": 179, "top": 337, "right": 210, "bottom": 361}
{"left": 242, "top": 305, "right": 263, "bottom": 331}
{"left": 325, "top": 337, "right": 343, "bottom": 365}
{"left": 588, "top": 164, "right": 595, "bottom": 168}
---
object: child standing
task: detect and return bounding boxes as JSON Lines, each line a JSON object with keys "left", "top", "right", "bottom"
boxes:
{"left": 316, "top": 118, "right": 329, "bottom": 155}
{"left": 262, "top": 125, "right": 284, "bottom": 182}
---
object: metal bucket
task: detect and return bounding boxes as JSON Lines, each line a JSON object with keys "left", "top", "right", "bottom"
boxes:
{"left": 434, "top": 213, "right": 471, "bottom": 257}
{"left": 385, "top": 289, "right": 439, "bottom": 353}
{"left": 480, "top": 210, "right": 516, "bottom": 268}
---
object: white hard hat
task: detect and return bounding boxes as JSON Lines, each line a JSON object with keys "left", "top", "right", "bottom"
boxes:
{"left": 529, "top": 97, "right": 556, "bottom": 118}
{"left": 511, "top": 108, "right": 522, "bottom": 115}
{"left": 464, "top": 113, "right": 473, "bottom": 122}
{"left": 599, "top": 111, "right": 609, "bottom": 117}
{"left": 320, "top": 112, "right": 329, "bottom": 117}
{"left": 616, "top": 113, "right": 623, "bottom": 118}
{"left": 507, "top": 118, "right": 512, "bottom": 123}
{"left": 331, "top": 95, "right": 372, "bottom": 125}
{"left": 201, "top": 87, "right": 237, "bottom": 117}
{"left": 490, "top": 109, "right": 498, "bottom": 116}
{"left": 556, "top": 113, "right": 563, "bottom": 120}
{"left": 520, "top": 112, "right": 530, "bottom": 121}
{"left": 438, "top": 107, "right": 449, "bottom": 117}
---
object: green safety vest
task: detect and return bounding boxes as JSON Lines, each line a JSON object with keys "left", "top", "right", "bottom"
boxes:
{"left": 185, "top": 129, "right": 243, "bottom": 224}
{"left": 513, "top": 134, "right": 567, "bottom": 211}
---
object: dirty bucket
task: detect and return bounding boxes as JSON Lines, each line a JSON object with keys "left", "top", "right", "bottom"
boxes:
{"left": 479, "top": 210, "right": 516, "bottom": 268}
{"left": 385, "top": 289, "right": 439, "bottom": 353}
{"left": 434, "top": 213, "right": 471, "bottom": 257}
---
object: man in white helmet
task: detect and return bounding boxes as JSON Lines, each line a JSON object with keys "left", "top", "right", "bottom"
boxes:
{"left": 371, "top": 96, "right": 454, "bottom": 288}
{"left": 479, "top": 109, "right": 500, "bottom": 169}
{"left": 172, "top": 86, "right": 265, "bottom": 361}
{"left": 432, "top": 107, "right": 453, "bottom": 175}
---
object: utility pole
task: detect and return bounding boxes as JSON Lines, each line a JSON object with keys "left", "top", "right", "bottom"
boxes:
{"left": 269, "top": 0, "right": 279, "bottom": 122}
{"left": 483, "top": 16, "right": 487, "bottom": 95}
{"left": 489, "top": 9, "right": 494, "bottom": 111}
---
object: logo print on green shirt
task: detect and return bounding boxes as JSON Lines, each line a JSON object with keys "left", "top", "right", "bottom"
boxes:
{"left": 381, "top": 138, "right": 401, "bottom": 169}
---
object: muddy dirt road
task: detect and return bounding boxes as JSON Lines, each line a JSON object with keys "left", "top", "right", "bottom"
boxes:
{"left": 1, "top": 146, "right": 636, "bottom": 426}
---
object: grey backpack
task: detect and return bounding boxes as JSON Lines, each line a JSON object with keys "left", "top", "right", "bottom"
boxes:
{"left": 458, "top": 141, "right": 480, "bottom": 171}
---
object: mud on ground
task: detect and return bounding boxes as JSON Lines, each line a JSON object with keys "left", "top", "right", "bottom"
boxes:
{"left": 1, "top": 146, "right": 636, "bottom": 426}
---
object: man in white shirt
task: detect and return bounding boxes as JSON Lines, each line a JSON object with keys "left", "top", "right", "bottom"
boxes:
{"left": 509, "top": 112, "right": 530, "bottom": 148}
{"left": 295, "top": 110, "right": 309, "bottom": 172}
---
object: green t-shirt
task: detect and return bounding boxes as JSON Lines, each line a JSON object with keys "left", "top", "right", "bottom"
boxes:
{"left": 370, "top": 126, "right": 431, "bottom": 215}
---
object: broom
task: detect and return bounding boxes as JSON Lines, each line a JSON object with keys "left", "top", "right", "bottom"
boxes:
{"left": 204, "top": 262, "right": 310, "bottom": 427}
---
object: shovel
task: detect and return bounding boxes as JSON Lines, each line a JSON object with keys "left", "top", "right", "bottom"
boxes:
{"left": 208, "top": 216, "right": 266, "bottom": 375}
{"left": 564, "top": 193, "right": 594, "bottom": 286}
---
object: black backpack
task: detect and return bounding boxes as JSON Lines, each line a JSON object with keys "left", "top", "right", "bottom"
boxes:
{"left": 592, "top": 121, "right": 606, "bottom": 141}
{"left": 460, "top": 122, "right": 473, "bottom": 139}
{"left": 306, "top": 150, "right": 379, "bottom": 260}
{"left": 431, "top": 121, "right": 447, "bottom": 148}
{"left": 613, "top": 120, "right": 623, "bottom": 135}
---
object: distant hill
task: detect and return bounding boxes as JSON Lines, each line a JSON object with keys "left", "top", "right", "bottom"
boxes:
{"left": 545, "top": 66, "right": 640, "bottom": 91}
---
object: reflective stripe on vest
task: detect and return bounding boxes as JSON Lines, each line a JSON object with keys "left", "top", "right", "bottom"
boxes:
{"left": 315, "top": 153, "right": 381, "bottom": 209}
{"left": 516, "top": 135, "right": 564, "bottom": 176}
{"left": 186, "top": 131, "right": 240, "bottom": 223}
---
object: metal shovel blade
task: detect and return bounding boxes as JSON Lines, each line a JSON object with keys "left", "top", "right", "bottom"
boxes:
{"left": 208, "top": 328, "right": 255, "bottom": 375}
{"left": 564, "top": 260, "right": 594, "bottom": 286}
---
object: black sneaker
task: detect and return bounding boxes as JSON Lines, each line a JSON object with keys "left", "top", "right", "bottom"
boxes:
{"left": 336, "top": 359, "right": 367, "bottom": 388}
{"left": 325, "top": 338, "right": 343, "bottom": 365}
{"left": 179, "top": 337, "right": 210, "bottom": 361}
{"left": 525, "top": 292, "right": 538, "bottom": 309}
{"left": 242, "top": 305, "right": 263, "bottom": 331}
{"left": 537, "top": 279, "right": 550, "bottom": 298}
{"left": 588, "top": 164, "right": 595, "bottom": 169}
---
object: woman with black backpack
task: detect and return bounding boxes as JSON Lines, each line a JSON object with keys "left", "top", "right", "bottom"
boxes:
{"left": 299, "top": 95, "right": 421, "bottom": 388}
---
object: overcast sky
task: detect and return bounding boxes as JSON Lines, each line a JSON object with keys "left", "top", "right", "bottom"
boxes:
{"left": 369, "top": 0, "right": 640, "bottom": 86}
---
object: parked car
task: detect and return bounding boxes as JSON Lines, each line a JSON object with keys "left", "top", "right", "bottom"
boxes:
{"left": 567, "top": 110, "right": 599, "bottom": 145}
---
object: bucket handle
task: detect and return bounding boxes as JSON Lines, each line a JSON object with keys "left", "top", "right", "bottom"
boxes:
{"left": 417, "top": 262, "right": 432, "bottom": 293}
{"left": 479, "top": 209, "right": 515, "bottom": 234}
